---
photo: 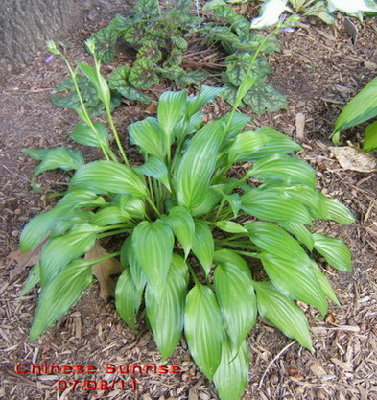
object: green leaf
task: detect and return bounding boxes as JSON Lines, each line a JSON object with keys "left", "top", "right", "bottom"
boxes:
{"left": 311, "top": 261, "right": 340, "bottom": 306}
{"left": 39, "top": 224, "right": 100, "bottom": 286}
{"left": 334, "top": 77, "right": 377, "bottom": 134}
{"left": 225, "top": 55, "right": 271, "bottom": 87}
{"left": 70, "top": 160, "right": 148, "bottom": 198}
{"left": 319, "top": 196, "right": 355, "bottom": 224}
{"left": 115, "top": 195, "right": 146, "bottom": 219}
{"left": 192, "top": 221, "right": 214, "bottom": 276}
{"left": 21, "top": 264, "right": 40, "bottom": 295}
{"left": 184, "top": 284, "right": 224, "bottom": 380}
{"left": 215, "top": 262, "right": 257, "bottom": 346}
{"left": 132, "top": 220, "right": 175, "bottom": 298}
{"left": 280, "top": 223, "right": 314, "bottom": 251}
{"left": 134, "top": 156, "right": 171, "bottom": 191}
{"left": 134, "top": 0, "right": 160, "bottom": 17}
{"left": 313, "top": 233, "right": 352, "bottom": 271}
{"left": 213, "top": 340, "right": 249, "bottom": 400}
{"left": 225, "top": 193, "right": 242, "bottom": 218}
{"left": 163, "top": 206, "right": 196, "bottom": 259}
{"left": 145, "top": 254, "right": 188, "bottom": 360}
{"left": 120, "top": 237, "right": 147, "bottom": 294}
{"left": 70, "top": 122, "right": 109, "bottom": 148}
{"left": 77, "top": 62, "right": 110, "bottom": 106}
{"left": 175, "top": 120, "right": 225, "bottom": 212}
{"left": 91, "top": 206, "right": 130, "bottom": 226}
{"left": 115, "top": 268, "right": 142, "bottom": 329}
{"left": 364, "top": 121, "right": 377, "bottom": 152}
{"left": 327, "top": 0, "right": 377, "bottom": 15}
{"left": 248, "top": 154, "right": 316, "bottom": 188}
{"left": 243, "top": 83, "right": 287, "bottom": 115}
{"left": 187, "top": 85, "right": 224, "bottom": 117}
{"left": 90, "top": 27, "right": 118, "bottom": 62}
{"left": 220, "top": 111, "right": 251, "bottom": 141}
{"left": 23, "top": 147, "right": 84, "bottom": 176}
{"left": 254, "top": 281, "right": 313, "bottom": 350}
{"left": 191, "top": 187, "right": 222, "bottom": 217}
{"left": 129, "top": 117, "right": 166, "bottom": 158}
{"left": 227, "top": 127, "right": 301, "bottom": 163}
{"left": 216, "top": 221, "right": 247, "bottom": 234}
{"left": 108, "top": 66, "right": 151, "bottom": 103}
{"left": 246, "top": 222, "right": 310, "bottom": 265}
{"left": 29, "top": 258, "right": 93, "bottom": 340}
{"left": 157, "top": 90, "right": 187, "bottom": 142}
{"left": 241, "top": 188, "right": 312, "bottom": 224}
{"left": 260, "top": 252, "right": 328, "bottom": 315}
{"left": 129, "top": 59, "right": 159, "bottom": 89}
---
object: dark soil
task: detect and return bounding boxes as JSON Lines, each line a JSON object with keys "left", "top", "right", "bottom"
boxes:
{"left": 1, "top": 3, "right": 376, "bottom": 400}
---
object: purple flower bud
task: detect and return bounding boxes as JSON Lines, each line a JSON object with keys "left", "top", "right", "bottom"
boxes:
{"left": 45, "top": 54, "right": 55, "bottom": 64}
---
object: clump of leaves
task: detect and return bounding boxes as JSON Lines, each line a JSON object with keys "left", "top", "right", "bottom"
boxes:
{"left": 53, "top": 0, "right": 287, "bottom": 115}
{"left": 331, "top": 76, "right": 377, "bottom": 152}
{"left": 201, "top": 0, "right": 287, "bottom": 113}
{"left": 20, "top": 41, "right": 354, "bottom": 400}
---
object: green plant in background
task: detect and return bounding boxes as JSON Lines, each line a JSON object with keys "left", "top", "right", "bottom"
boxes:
{"left": 52, "top": 0, "right": 287, "bottom": 115}
{"left": 331, "top": 76, "right": 377, "bottom": 152}
{"left": 201, "top": 0, "right": 287, "bottom": 113}
{"left": 20, "top": 40, "right": 354, "bottom": 400}
{"left": 249, "top": 0, "right": 377, "bottom": 29}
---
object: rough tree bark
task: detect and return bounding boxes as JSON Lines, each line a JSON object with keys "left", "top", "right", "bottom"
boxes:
{"left": 0, "top": 0, "right": 80, "bottom": 72}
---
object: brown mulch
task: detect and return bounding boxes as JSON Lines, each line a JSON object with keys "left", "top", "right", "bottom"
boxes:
{"left": 0, "top": 3, "right": 376, "bottom": 399}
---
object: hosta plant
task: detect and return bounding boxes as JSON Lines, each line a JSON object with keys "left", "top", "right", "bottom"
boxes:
{"left": 332, "top": 76, "right": 377, "bottom": 152}
{"left": 20, "top": 40, "right": 354, "bottom": 400}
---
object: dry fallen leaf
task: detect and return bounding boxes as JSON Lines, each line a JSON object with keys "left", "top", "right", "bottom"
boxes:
{"left": 7, "top": 241, "right": 45, "bottom": 280}
{"left": 329, "top": 146, "right": 377, "bottom": 173}
{"left": 85, "top": 243, "right": 122, "bottom": 300}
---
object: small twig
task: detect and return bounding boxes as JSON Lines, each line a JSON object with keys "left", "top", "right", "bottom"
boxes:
{"left": 258, "top": 342, "right": 295, "bottom": 389}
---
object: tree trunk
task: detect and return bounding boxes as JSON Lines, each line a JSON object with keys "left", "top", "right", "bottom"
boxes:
{"left": 0, "top": 0, "right": 80, "bottom": 72}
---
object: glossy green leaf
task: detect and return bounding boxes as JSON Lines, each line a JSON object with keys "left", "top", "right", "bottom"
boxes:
{"left": 20, "top": 264, "right": 40, "bottom": 295}
{"left": 70, "top": 160, "right": 148, "bottom": 198}
{"left": 364, "top": 121, "right": 377, "bottom": 152}
{"left": 215, "top": 262, "right": 256, "bottom": 346}
{"left": 313, "top": 233, "right": 352, "bottom": 271}
{"left": 241, "top": 188, "right": 312, "bottom": 224}
{"left": 39, "top": 224, "right": 100, "bottom": 286}
{"left": 254, "top": 281, "right": 313, "bottom": 350}
{"left": 192, "top": 221, "right": 214, "bottom": 276}
{"left": 248, "top": 154, "right": 316, "bottom": 188}
{"left": 184, "top": 284, "right": 224, "bottom": 380}
{"left": 318, "top": 196, "right": 355, "bottom": 224}
{"left": 116, "top": 195, "right": 146, "bottom": 219}
{"left": 216, "top": 221, "right": 247, "bottom": 234}
{"left": 311, "top": 261, "right": 340, "bottom": 306}
{"left": 334, "top": 77, "right": 377, "bottom": 134}
{"left": 134, "top": 156, "right": 171, "bottom": 191}
{"left": 280, "top": 223, "right": 314, "bottom": 251}
{"left": 220, "top": 111, "right": 251, "bottom": 141}
{"left": 91, "top": 206, "right": 130, "bottom": 226}
{"left": 132, "top": 220, "right": 174, "bottom": 297}
{"left": 227, "top": 128, "right": 301, "bottom": 163}
{"left": 77, "top": 62, "right": 110, "bottom": 105}
{"left": 175, "top": 120, "right": 225, "bottom": 211}
{"left": 146, "top": 254, "right": 188, "bottom": 360}
{"left": 163, "top": 206, "right": 196, "bottom": 259}
{"left": 225, "top": 193, "right": 242, "bottom": 218}
{"left": 246, "top": 222, "right": 310, "bottom": 265}
{"left": 70, "top": 122, "right": 109, "bottom": 148}
{"left": 129, "top": 117, "right": 166, "bottom": 158}
{"left": 191, "top": 187, "right": 222, "bottom": 217}
{"left": 157, "top": 90, "right": 187, "bottom": 142}
{"left": 260, "top": 252, "right": 328, "bottom": 315}
{"left": 187, "top": 85, "right": 224, "bottom": 117}
{"left": 214, "top": 340, "right": 249, "bottom": 400}
{"left": 120, "top": 237, "right": 147, "bottom": 294}
{"left": 115, "top": 268, "right": 142, "bottom": 329}
{"left": 30, "top": 259, "right": 92, "bottom": 340}
{"left": 24, "top": 147, "right": 84, "bottom": 176}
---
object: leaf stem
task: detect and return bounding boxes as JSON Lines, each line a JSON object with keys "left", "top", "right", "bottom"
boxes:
{"left": 87, "top": 251, "right": 121, "bottom": 265}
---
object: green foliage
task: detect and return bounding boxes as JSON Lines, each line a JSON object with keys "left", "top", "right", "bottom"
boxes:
{"left": 332, "top": 76, "right": 377, "bottom": 152}
{"left": 21, "top": 47, "right": 355, "bottom": 400}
